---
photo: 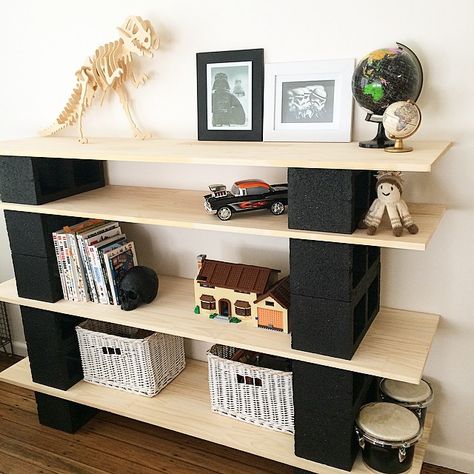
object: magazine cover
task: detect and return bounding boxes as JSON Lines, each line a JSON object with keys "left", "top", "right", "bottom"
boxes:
{"left": 78, "top": 222, "right": 121, "bottom": 302}
{"left": 104, "top": 242, "right": 138, "bottom": 305}
{"left": 90, "top": 234, "right": 126, "bottom": 304}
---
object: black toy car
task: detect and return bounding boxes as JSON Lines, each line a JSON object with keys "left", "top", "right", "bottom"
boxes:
{"left": 204, "top": 179, "right": 288, "bottom": 221}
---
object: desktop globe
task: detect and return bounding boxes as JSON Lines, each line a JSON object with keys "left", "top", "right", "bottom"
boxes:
{"left": 382, "top": 100, "right": 422, "bottom": 153}
{"left": 352, "top": 43, "right": 423, "bottom": 148}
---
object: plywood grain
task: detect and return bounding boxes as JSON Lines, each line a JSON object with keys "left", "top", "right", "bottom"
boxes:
{"left": 0, "top": 277, "right": 439, "bottom": 383}
{"left": 0, "top": 137, "right": 451, "bottom": 171}
{"left": 0, "top": 186, "right": 446, "bottom": 250}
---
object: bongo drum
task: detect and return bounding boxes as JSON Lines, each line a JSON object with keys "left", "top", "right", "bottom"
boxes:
{"left": 355, "top": 402, "right": 422, "bottom": 474}
{"left": 379, "top": 378, "right": 433, "bottom": 425}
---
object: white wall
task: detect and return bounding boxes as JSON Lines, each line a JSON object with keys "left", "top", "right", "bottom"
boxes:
{"left": 0, "top": 0, "right": 473, "bottom": 471}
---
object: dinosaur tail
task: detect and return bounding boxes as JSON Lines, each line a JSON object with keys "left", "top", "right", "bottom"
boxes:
{"left": 39, "top": 83, "right": 86, "bottom": 137}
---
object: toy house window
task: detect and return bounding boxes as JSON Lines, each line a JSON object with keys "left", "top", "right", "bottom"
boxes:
{"left": 265, "top": 301, "right": 275, "bottom": 307}
{"left": 200, "top": 295, "right": 216, "bottom": 310}
{"left": 235, "top": 300, "right": 251, "bottom": 316}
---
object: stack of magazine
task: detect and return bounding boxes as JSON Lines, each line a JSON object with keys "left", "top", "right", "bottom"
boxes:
{"left": 52, "top": 219, "right": 138, "bottom": 305}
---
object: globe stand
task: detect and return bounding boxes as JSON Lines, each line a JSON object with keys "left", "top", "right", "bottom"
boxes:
{"left": 359, "top": 121, "right": 394, "bottom": 149}
{"left": 385, "top": 138, "right": 413, "bottom": 153}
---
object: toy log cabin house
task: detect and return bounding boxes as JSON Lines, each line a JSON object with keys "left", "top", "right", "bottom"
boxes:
{"left": 194, "top": 255, "right": 290, "bottom": 332}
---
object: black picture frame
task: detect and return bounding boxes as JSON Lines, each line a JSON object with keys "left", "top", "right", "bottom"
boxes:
{"left": 196, "top": 48, "right": 264, "bottom": 141}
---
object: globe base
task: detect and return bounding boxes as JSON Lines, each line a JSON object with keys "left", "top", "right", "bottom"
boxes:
{"left": 385, "top": 138, "right": 413, "bottom": 153}
{"left": 359, "top": 122, "right": 394, "bottom": 149}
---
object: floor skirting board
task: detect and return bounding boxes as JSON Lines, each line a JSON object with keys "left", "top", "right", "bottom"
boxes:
{"left": 425, "top": 444, "right": 473, "bottom": 473}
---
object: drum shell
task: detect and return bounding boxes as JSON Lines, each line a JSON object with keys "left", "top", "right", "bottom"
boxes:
{"left": 361, "top": 440, "right": 416, "bottom": 474}
{"left": 378, "top": 379, "right": 433, "bottom": 426}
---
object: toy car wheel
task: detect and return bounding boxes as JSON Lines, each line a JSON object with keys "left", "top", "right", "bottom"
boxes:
{"left": 270, "top": 201, "right": 285, "bottom": 215}
{"left": 217, "top": 206, "right": 232, "bottom": 221}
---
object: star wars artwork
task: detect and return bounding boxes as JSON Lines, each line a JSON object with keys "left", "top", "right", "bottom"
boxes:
{"left": 197, "top": 49, "right": 264, "bottom": 141}
{"left": 281, "top": 80, "right": 335, "bottom": 123}
{"left": 263, "top": 59, "right": 354, "bottom": 142}
{"left": 207, "top": 62, "right": 251, "bottom": 130}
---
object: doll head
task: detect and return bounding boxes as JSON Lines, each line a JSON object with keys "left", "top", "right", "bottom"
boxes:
{"left": 375, "top": 171, "right": 403, "bottom": 204}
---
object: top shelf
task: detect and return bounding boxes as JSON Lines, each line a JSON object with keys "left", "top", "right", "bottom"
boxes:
{"left": 0, "top": 137, "right": 451, "bottom": 172}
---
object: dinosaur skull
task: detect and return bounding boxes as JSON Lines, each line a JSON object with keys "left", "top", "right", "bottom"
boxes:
{"left": 118, "top": 16, "right": 159, "bottom": 57}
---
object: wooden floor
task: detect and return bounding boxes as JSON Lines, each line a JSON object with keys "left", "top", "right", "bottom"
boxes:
{"left": 0, "top": 355, "right": 463, "bottom": 474}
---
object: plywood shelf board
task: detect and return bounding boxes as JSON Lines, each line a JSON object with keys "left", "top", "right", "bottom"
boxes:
{"left": 0, "top": 137, "right": 451, "bottom": 171}
{"left": 0, "top": 358, "right": 433, "bottom": 474}
{"left": 0, "top": 277, "right": 439, "bottom": 383}
{"left": 0, "top": 186, "right": 446, "bottom": 251}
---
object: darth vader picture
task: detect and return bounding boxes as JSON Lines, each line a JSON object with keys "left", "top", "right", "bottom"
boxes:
{"left": 207, "top": 61, "right": 252, "bottom": 130}
{"left": 211, "top": 72, "right": 246, "bottom": 127}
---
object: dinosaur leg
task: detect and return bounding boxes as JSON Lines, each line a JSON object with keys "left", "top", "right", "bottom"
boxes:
{"left": 115, "top": 86, "right": 150, "bottom": 140}
{"left": 77, "top": 75, "right": 91, "bottom": 144}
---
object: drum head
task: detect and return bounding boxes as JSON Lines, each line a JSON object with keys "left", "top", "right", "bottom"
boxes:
{"left": 357, "top": 402, "right": 420, "bottom": 442}
{"left": 382, "top": 379, "right": 432, "bottom": 403}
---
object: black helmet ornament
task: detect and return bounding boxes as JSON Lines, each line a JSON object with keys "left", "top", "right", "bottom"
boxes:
{"left": 119, "top": 266, "right": 159, "bottom": 311}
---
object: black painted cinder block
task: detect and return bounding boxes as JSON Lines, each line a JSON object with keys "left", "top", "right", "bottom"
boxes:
{"left": 12, "top": 253, "right": 63, "bottom": 302}
{"left": 5, "top": 211, "right": 82, "bottom": 258}
{"left": 293, "top": 361, "right": 374, "bottom": 471}
{"left": 34, "top": 392, "right": 97, "bottom": 433}
{"left": 0, "top": 156, "right": 105, "bottom": 205}
{"left": 291, "top": 265, "right": 381, "bottom": 360}
{"left": 288, "top": 168, "right": 371, "bottom": 234}
{"left": 290, "top": 239, "right": 380, "bottom": 301}
{"left": 21, "top": 306, "right": 85, "bottom": 390}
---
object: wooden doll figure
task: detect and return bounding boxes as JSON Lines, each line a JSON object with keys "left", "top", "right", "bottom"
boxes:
{"left": 360, "top": 171, "right": 419, "bottom": 237}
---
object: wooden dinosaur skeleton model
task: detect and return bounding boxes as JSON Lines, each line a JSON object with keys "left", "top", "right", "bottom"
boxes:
{"left": 40, "top": 16, "right": 159, "bottom": 143}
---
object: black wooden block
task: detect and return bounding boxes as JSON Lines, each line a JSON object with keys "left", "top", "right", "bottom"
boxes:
{"left": 290, "top": 265, "right": 381, "bottom": 360}
{"left": 5, "top": 211, "right": 82, "bottom": 258}
{"left": 12, "top": 253, "right": 63, "bottom": 302}
{"left": 290, "top": 239, "right": 380, "bottom": 301}
{"left": 293, "top": 361, "right": 374, "bottom": 470}
{"left": 21, "top": 306, "right": 84, "bottom": 390}
{"left": 288, "top": 168, "right": 371, "bottom": 234}
{"left": 0, "top": 156, "right": 105, "bottom": 205}
{"left": 34, "top": 392, "right": 97, "bottom": 433}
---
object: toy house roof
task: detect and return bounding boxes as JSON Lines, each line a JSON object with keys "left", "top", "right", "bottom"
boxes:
{"left": 196, "top": 259, "right": 280, "bottom": 294}
{"left": 254, "top": 276, "right": 290, "bottom": 309}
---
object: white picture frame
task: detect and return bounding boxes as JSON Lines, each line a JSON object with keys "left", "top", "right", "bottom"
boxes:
{"left": 263, "top": 59, "right": 354, "bottom": 142}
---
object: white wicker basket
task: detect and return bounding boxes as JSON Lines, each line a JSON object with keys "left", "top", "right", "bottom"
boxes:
{"left": 208, "top": 344, "right": 294, "bottom": 433}
{"left": 76, "top": 320, "right": 185, "bottom": 397}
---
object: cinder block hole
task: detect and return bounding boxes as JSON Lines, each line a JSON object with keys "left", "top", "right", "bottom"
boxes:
{"left": 352, "top": 372, "right": 366, "bottom": 405}
{"left": 353, "top": 294, "right": 367, "bottom": 344}
{"left": 353, "top": 171, "right": 370, "bottom": 225}
{"left": 367, "top": 276, "right": 380, "bottom": 321}
{"left": 352, "top": 246, "right": 367, "bottom": 288}
{"left": 73, "top": 160, "right": 103, "bottom": 187}
{"left": 368, "top": 246, "right": 379, "bottom": 269}
{"left": 65, "top": 355, "right": 83, "bottom": 377}
{"left": 38, "top": 159, "right": 73, "bottom": 195}
{"left": 58, "top": 316, "right": 83, "bottom": 341}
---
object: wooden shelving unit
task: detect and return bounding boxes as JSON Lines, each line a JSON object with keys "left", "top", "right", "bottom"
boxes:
{"left": 0, "top": 138, "right": 450, "bottom": 473}
{"left": 0, "top": 358, "right": 433, "bottom": 474}
{"left": 0, "top": 137, "right": 451, "bottom": 171}
{"left": 0, "top": 185, "right": 446, "bottom": 250}
{"left": 0, "top": 277, "right": 439, "bottom": 383}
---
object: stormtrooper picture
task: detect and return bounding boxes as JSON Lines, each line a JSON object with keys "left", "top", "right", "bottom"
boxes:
{"left": 281, "top": 79, "right": 335, "bottom": 123}
{"left": 207, "top": 61, "right": 252, "bottom": 130}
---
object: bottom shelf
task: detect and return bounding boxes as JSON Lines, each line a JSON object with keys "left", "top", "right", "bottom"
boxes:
{"left": 0, "top": 358, "right": 432, "bottom": 474}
